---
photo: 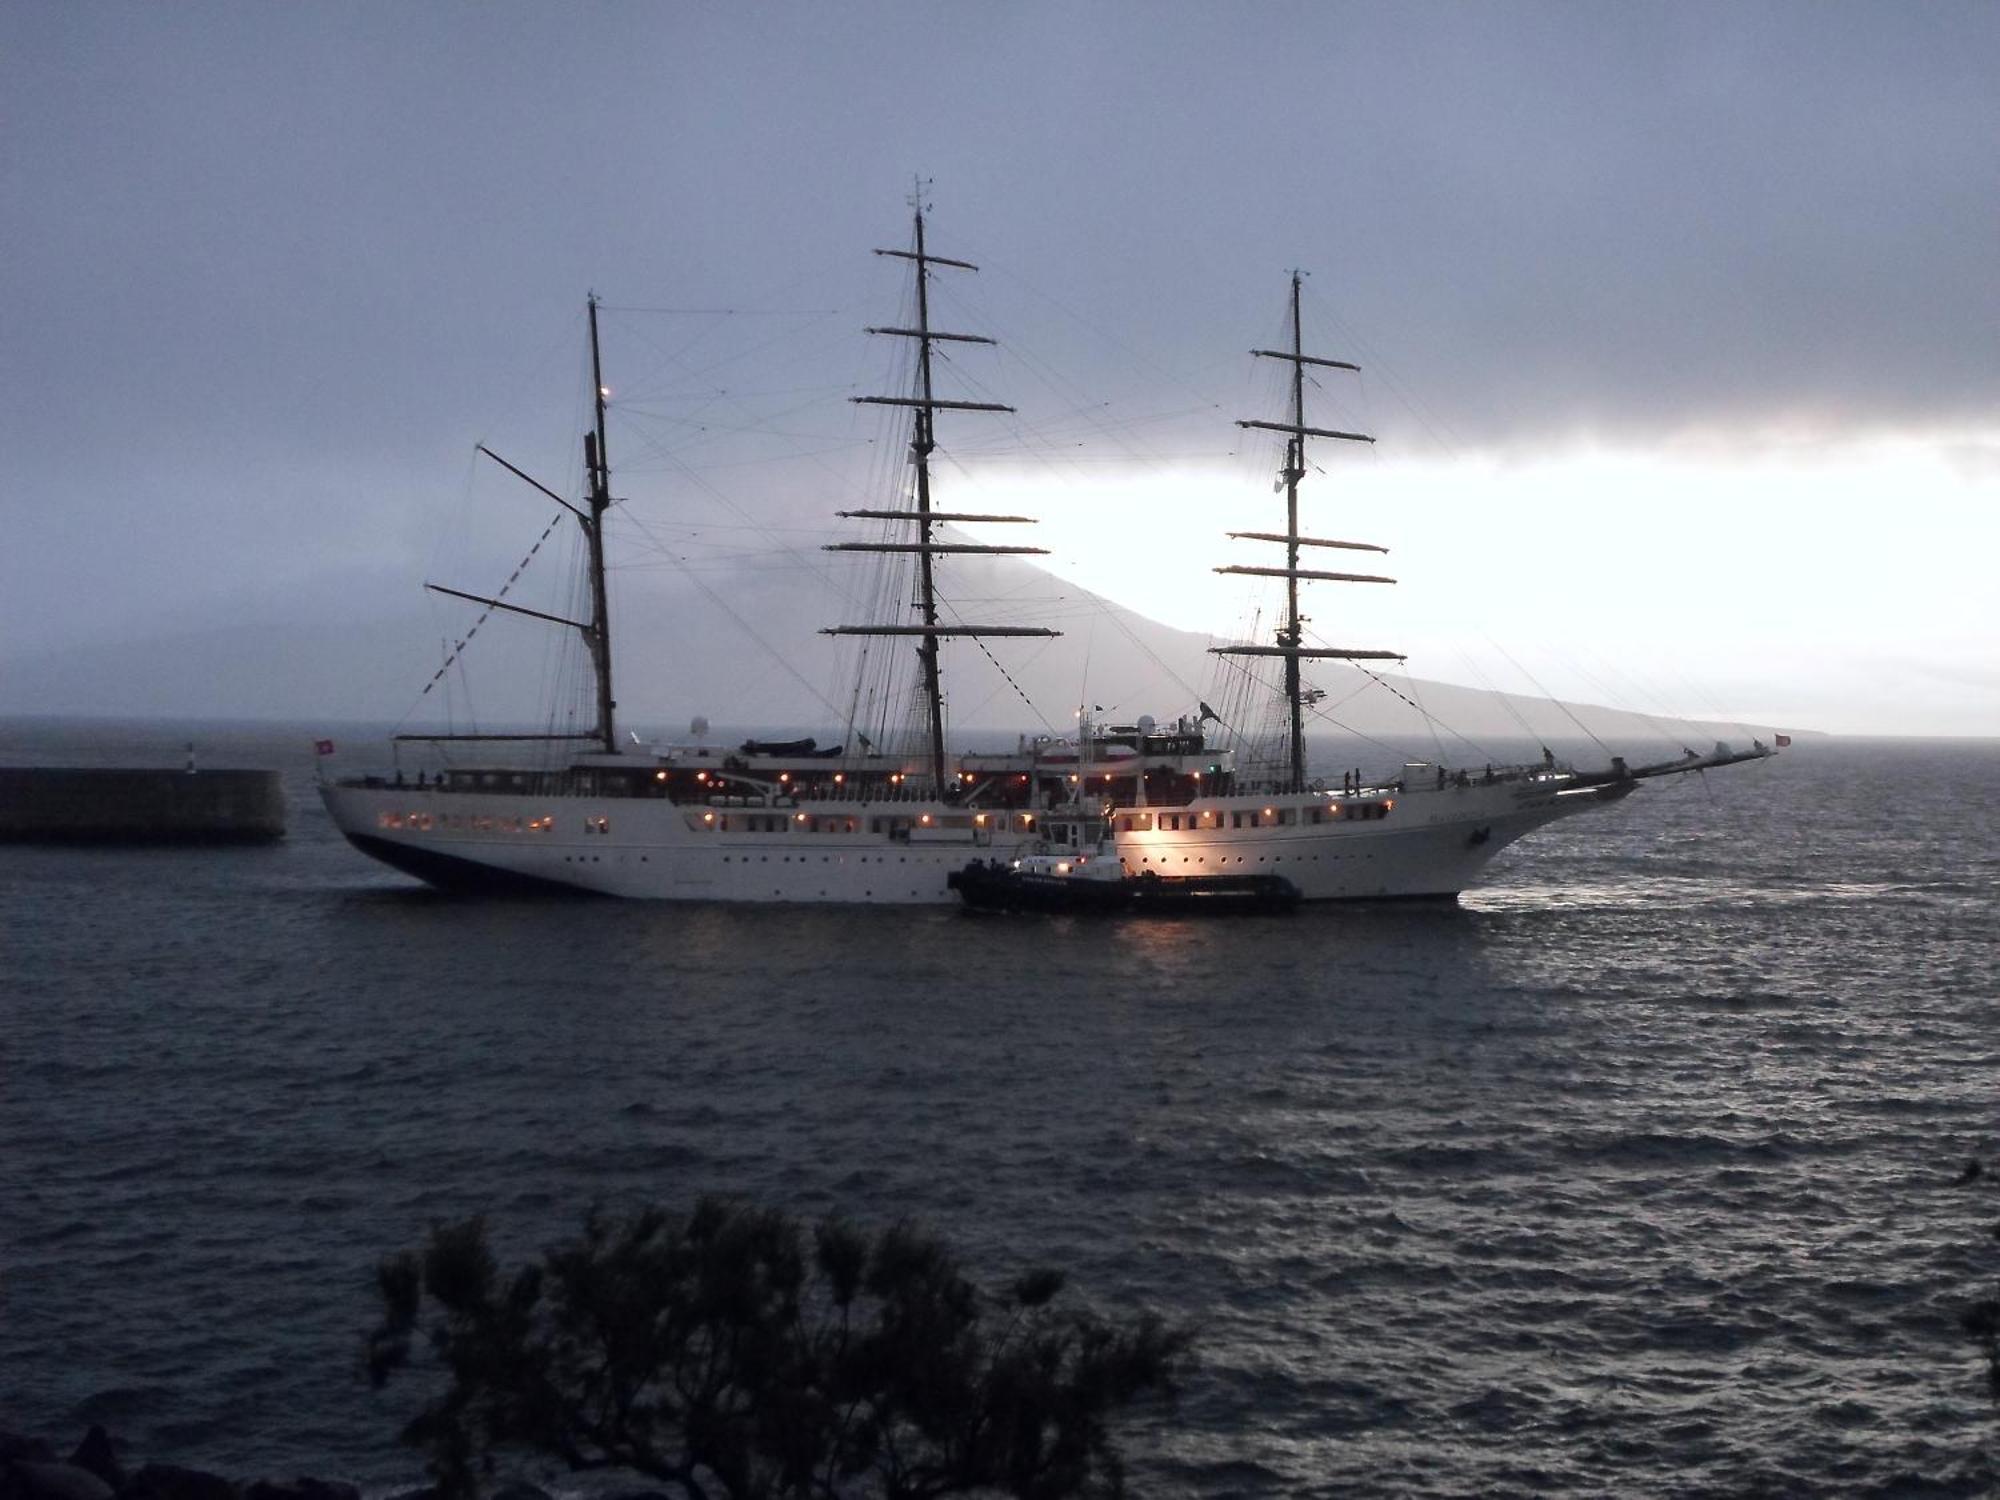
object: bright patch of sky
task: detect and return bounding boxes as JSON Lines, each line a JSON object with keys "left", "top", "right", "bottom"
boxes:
{"left": 958, "top": 428, "right": 2000, "bottom": 737}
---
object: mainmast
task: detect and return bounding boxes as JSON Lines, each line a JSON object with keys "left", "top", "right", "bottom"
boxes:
{"left": 824, "top": 192, "right": 1058, "bottom": 794}
{"left": 1212, "top": 273, "right": 1402, "bottom": 791}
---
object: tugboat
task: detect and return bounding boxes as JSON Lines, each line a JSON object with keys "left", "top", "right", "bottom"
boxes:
{"left": 948, "top": 824, "right": 1301, "bottom": 916}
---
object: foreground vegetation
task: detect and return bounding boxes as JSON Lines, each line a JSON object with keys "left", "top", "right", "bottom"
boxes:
{"left": 366, "top": 1198, "right": 1192, "bottom": 1500}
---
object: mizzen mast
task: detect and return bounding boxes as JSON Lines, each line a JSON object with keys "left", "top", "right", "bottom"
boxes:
{"left": 407, "top": 295, "right": 619, "bottom": 752}
{"left": 1213, "top": 272, "right": 1402, "bottom": 792}
{"left": 582, "top": 293, "right": 617, "bottom": 755}
{"left": 824, "top": 192, "right": 1058, "bottom": 794}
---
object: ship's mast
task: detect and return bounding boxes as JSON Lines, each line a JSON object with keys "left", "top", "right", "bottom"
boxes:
{"left": 1279, "top": 279, "right": 1308, "bottom": 786}
{"left": 407, "top": 296, "right": 620, "bottom": 751}
{"left": 584, "top": 294, "right": 617, "bottom": 755}
{"left": 1213, "top": 272, "right": 1402, "bottom": 791}
{"left": 904, "top": 210, "right": 949, "bottom": 784}
{"left": 825, "top": 192, "right": 1058, "bottom": 794}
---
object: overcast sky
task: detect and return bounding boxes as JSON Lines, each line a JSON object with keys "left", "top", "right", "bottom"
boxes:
{"left": 3, "top": 2, "right": 1995, "bottom": 737}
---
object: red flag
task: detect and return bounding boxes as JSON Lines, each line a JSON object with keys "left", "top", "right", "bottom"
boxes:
{"left": 314, "top": 739, "right": 336, "bottom": 755}
{"left": 1773, "top": 733, "right": 1791, "bottom": 748}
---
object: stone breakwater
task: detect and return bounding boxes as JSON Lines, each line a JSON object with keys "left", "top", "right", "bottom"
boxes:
{"left": 0, "top": 769, "right": 285, "bottom": 843}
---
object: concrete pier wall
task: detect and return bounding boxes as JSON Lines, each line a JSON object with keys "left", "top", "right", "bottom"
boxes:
{"left": 0, "top": 768, "right": 286, "bottom": 843}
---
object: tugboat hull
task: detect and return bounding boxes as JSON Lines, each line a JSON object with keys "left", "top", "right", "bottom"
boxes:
{"left": 948, "top": 861, "right": 1301, "bottom": 915}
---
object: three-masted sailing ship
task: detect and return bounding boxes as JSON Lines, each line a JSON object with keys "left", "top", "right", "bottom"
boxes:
{"left": 321, "top": 220, "right": 1775, "bottom": 902}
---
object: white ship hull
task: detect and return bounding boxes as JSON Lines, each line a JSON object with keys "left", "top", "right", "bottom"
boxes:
{"left": 1118, "top": 778, "right": 1632, "bottom": 900}
{"left": 323, "top": 781, "right": 1038, "bottom": 903}
{"left": 320, "top": 771, "right": 1632, "bottom": 905}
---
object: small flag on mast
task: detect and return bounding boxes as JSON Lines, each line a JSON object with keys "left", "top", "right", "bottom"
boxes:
{"left": 315, "top": 739, "right": 336, "bottom": 756}
{"left": 1773, "top": 733, "right": 1791, "bottom": 748}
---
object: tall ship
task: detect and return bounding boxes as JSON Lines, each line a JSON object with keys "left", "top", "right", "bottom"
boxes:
{"left": 320, "top": 216, "right": 1775, "bottom": 902}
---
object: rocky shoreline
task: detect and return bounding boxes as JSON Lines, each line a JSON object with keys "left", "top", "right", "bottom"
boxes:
{"left": 0, "top": 1429, "right": 551, "bottom": 1500}
{"left": 3, "top": 1429, "right": 381, "bottom": 1500}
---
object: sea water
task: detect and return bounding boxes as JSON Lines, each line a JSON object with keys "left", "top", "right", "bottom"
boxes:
{"left": 3, "top": 721, "right": 1997, "bottom": 1497}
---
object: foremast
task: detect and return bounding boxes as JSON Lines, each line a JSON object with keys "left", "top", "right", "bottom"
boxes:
{"left": 1213, "top": 272, "right": 1402, "bottom": 791}
{"left": 824, "top": 196, "right": 1058, "bottom": 794}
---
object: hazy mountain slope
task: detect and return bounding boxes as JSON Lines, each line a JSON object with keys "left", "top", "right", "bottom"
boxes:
{"left": 0, "top": 551, "right": 1783, "bottom": 758}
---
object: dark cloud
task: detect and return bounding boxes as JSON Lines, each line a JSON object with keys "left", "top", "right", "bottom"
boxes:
{"left": 2, "top": 2, "right": 1993, "bottom": 709}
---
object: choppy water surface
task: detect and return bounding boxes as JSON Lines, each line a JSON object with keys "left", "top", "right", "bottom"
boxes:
{"left": 4, "top": 725, "right": 1998, "bottom": 1497}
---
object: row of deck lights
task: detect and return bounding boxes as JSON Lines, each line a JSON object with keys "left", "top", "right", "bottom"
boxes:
{"left": 692, "top": 809, "right": 1034, "bottom": 830}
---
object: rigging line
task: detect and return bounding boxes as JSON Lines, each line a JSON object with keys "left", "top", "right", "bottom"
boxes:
{"left": 1073, "top": 614, "right": 1099, "bottom": 736}
{"left": 602, "top": 304, "right": 759, "bottom": 388}
{"left": 1299, "top": 284, "right": 1470, "bottom": 459}
{"left": 444, "top": 635, "right": 480, "bottom": 740}
{"left": 1307, "top": 639, "right": 1432, "bottom": 726}
{"left": 458, "top": 305, "right": 601, "bottom": 526}
{"left": 1301, "top": 641, "right": 1493, "bottom": 767}
{"left": 606, "top": 311, "right": 859, "bottom": 451}
{"left": 415, "top": 511, "right": 569, "bottom": 700}
{"left": 988, "top": 640, "right": 1061, "bottom": 730}
{"left": 1301, "top": 697, "right": 1429, "bottom": 767}
{"left": 624, "top": 440, "right": 874, "bottom": 473}
{"left": 1451, "top": 650, "right": 1546, "bottom": 745}
{"left": 1091, "top": 597, "right": 1207, "bottom": 707}
{"left": 841, "top": 634, "right": 874, "bottom": 752}
{"left": 616, "top": 368, "right": 860, "bottom": 426}
{"left": 633, "top": 444, "right": 853, "bottom": 600}
{"left": 960, "top": 632, "right": 1062, "bottom": 732}
{"left": 964, "top": 347, "right": 1214, "bottom": 480}
{"left": 1205, "top": 651, "right": 1271, "bottom": 755}
{"left": 1554, "top": 649, "right": 1699, "bottom": 753}
{"left": 974, "top": 401, "right": 1219, "bottom": 441}
{"left": 1338, "top": 651, "right": 1493, "bottom": 764}
{"left": 1569, "top": 642, "right": 1718, "bottom": 745}
{"left": 599, "top": 304, "right": 840, "bottom": 316}
{"left": 619, "top": 508, "right": 850, "bottom": 724}
{"left": 618, "top": 376, "right": 861, "bottom": 404}
{"left": 425, "top": 447, "right": 485, "bottom": 615}
{"left": 615, "top": 398, "right": 862, "bottom": 437}
{"left": 1486, "top": 639, "right": 1614, "bottom": 754}
{"left": 621, "top": 411, "right": 867, "bottom": 452}
{"left": 1642, "top": 654, "right": 1761, "bottom": 740}
{"left": 968, "top": 261, "right": 1233, "bottom": 418}
{"left": 1394, "top": 667, "right": 1450, "bottom": 767}
{"left": 931, "top": 278, "right": 1229, "bottom": 478}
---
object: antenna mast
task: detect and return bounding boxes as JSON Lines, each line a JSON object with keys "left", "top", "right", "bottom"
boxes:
{"left": 825, "top": 189, "right": 1058, "bottom": 794}
{"left": 1213, "top": 273, "right": 1402, "bottom": 791}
